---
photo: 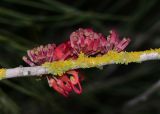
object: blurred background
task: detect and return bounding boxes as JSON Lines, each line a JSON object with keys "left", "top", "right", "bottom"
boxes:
{"left": 0, "top": 0, "right": 160, "bottom": 114}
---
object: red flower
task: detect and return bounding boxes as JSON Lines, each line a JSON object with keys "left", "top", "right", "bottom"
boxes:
{"left": 23, "top": 42, "right": 82, "bottom": 97}
{"left": 23, "top": 28, "right": 130, "bottom": 97}
{"left": 70, "top": 28, "right": 130, "bottom": 55}
{"left": 23, "top": 43, "right": 56, "bottom": 66}
{"left": 70, "top": 28, "right": 107, "bottom": 56}
{"left": 47, "top": 70, "right": 82, "bottom": 97}
{"left": 106, "top": 30, "right": 130, "bottom": 52}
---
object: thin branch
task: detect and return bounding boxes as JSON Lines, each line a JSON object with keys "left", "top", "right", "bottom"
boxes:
{"left": 125, "top": 80, "right": 160, "bottom": 107}
{"left": 1, "top": 66, "right": 48, "bottom": 79}
{"left": 0, "top": 49, "right": 160, "bottom": 80}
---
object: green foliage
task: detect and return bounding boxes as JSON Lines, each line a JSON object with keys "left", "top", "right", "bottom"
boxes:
{"left": 0, "top": 0, "right": 160, "bottom": 114}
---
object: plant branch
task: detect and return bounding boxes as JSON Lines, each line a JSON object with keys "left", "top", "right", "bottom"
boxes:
{"left": 125, "top": 80, "right": 160, "bottom": 107}
{"left": 0, "top": 66, "right": 48, "bottom": 80}
{"left": 0, "top": 48, "right": 160, "bottom": 80}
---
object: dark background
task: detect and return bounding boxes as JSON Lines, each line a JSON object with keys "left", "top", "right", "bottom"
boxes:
{"left": 0, "top": 0, "right": 160, "bottom": 114}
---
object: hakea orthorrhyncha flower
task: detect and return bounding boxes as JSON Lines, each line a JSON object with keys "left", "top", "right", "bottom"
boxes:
{"left": 23, "top": 28, "right": 130, "bottom": 97}
{"left": 70, "top": 28, "right": 130, "bottom": 56}
{"left": 23, "top": 42, "right": 82, "bottom": 97}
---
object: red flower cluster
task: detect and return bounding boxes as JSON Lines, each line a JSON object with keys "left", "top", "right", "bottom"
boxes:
{"left": 23, "top": 28, "right": 130, "bottom": 96}
{"left": 70, "top": 28, "right": 130, "bottom": 56}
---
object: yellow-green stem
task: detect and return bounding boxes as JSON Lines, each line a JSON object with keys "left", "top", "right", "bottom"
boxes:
{"left": 42, "top": 48, "right": 160, "bottom": 76}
